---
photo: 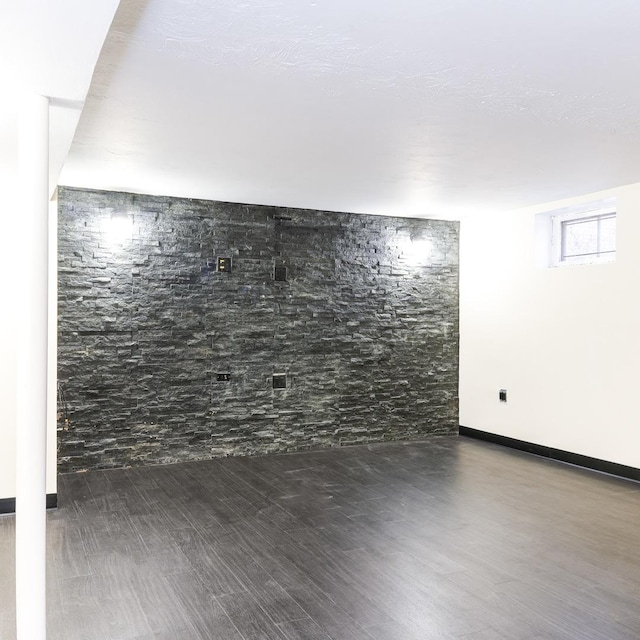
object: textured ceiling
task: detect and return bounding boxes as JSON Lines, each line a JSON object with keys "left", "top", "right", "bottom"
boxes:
{"left": 60, "top": 0, "right": 640, "bottom": 218}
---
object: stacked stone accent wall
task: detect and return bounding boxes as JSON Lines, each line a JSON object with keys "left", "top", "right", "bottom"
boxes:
{"left": 57, "top": 187, "right": 459, "bottom": 472}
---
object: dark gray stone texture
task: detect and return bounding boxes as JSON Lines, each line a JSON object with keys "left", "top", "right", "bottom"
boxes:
{"left": 57, "top": 187, "right": 459, "bottom": 472}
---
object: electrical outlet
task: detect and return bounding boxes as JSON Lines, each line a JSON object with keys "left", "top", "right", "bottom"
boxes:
{"left": 499, "top": 389, "right": 507, "bottom": 402}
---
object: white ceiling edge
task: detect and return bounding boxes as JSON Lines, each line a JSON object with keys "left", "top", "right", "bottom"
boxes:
{"left": 58, "top": 175, "right": 640, "bottom": 223}
{"left": 0, "top": 0, "right": 122, "bottom": 196}
{"left": 49, "top": 101, "right": 87, "bottom": 197}
{"left": 58, "top": 174, "right": 466, "bottom": 221}
{"left": 483, "top": 180, "right": 639, "bottom": 221}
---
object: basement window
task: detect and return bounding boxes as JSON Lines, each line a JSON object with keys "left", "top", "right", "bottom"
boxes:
{"left": 536, "top": 199, "right": 617, "bottom": 268}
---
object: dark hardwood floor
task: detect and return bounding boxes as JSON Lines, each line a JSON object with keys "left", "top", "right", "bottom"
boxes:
{"left": 1, "top": 436, "right": 639, "bottom": 639}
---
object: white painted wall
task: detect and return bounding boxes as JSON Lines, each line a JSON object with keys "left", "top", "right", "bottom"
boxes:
{"left": 0, "top": 190, "right": 19, "bottom": 500}
{"left": 460, "top": 182, "right": 640, "bottom": 470}
{"left": 0, "top": 192, "right": 57, "bottom": 502}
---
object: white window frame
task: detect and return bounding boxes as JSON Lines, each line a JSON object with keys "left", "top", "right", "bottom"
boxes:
{"left": 549, "top": 203, "right": 616, "bottom": 268}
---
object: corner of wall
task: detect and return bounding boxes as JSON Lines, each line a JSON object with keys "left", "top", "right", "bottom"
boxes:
{"left": 459, "top": 183, "right": 640, "bottom": 470}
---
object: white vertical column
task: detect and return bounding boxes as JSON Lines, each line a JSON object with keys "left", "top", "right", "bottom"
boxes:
{"left": 16, "top": 93, "right": 50, "bottom": 640}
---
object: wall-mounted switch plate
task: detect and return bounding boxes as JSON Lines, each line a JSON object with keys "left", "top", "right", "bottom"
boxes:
{"left": 499, "top": 389, "right": 507, "bottom": 402}
{"left": 217, "top": 373, "right": 231, "bottom": 382}
{"left": 217, "top": 257, "right": 232, "bottom": 273}
{"left": 273, "top": 373, "right": 287, "bottom": 389}
{"left": 274, "top": 266, "right": 287, "bottom": 282}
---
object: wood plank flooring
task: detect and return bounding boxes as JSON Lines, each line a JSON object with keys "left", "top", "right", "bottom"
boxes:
{"left": 1, "top": 436, "right": 639, "bottom": 639}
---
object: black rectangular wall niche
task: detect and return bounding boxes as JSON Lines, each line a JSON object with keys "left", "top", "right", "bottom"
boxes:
{"left": 57, "top": 187, "right": 459, "bottom": 472}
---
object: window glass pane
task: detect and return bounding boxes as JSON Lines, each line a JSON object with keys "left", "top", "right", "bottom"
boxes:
{"left": 546, "top": 203, "right": 616, "bottom": 268}
{"left": 599, "top": 216, "right": 616, "bottom": 254}
{"left": 563, "top": 218, "right": 598, "bottom": 258}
